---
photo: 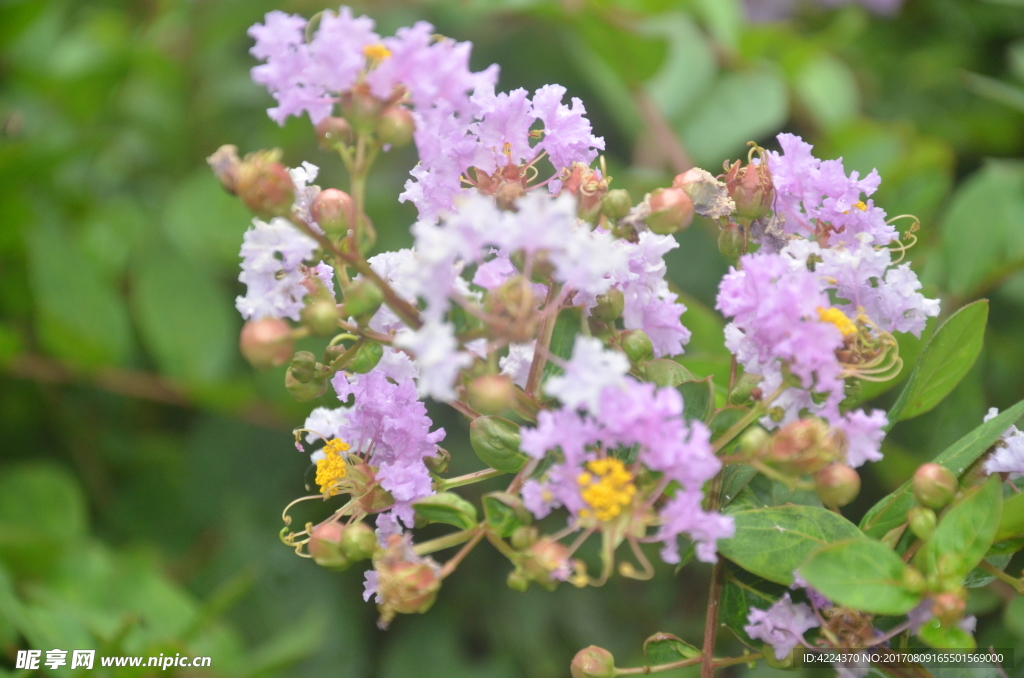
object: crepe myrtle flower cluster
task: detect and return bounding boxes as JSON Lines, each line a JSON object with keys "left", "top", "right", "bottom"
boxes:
{"left": 205, "top": 5, "right": 1024, "bottom": 676}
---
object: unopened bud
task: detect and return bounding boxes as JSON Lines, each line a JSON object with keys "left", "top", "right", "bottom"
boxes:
{"left": 376, "top": 105, "right": 415, "bottom": 148}
{"left": 729, "top": 372, "right": 763, "bottom": 405}
{"left": 288, "top": 351, "right": 318, "bottom": 383}
{"left": 236, "top": 149, "right": 295, "bottom": 219}
{"left": 738, "top": 426, "right": 771, "bottom": 457}
{"left": 347, "top": 341, "right": 384, "bottom": 374}
{"left": 424, "top": 447, "right": 451, "bottom": 474}
{"left": 913, "top": 463, "right": 958, "bottom": 510}
{"left": 468, "top": 374, "right": 515, "bottom": 415}
{"left": 718, "top": 223, "right": 745, "bottom": 260}
{"left": 769, "top": 419, "right": 843, "bottom": 475}
{"left": 645, "top": 188, "right": 694, "bottom": 234}
{"left": 522, "top": 538, "right": 572, "bottom": 590}
{"left": 507, "top": 569, "right": 530, "bottom": 592}
{"left": 722, "top": 149, "right": 774, "bottom": 223}
{"left": 343, "top": 280, "right": 384, "bottom": 318}
{"left": 285, "top": 370, "right": 328, "bottom": 402}
{"left": 907, "top": 506, "right": 937, "bottom": 541}
{"left": 308, "top": 522, "right": 349, "bottom": 570}
{"left": 311, "top": 188, "right": 353, "bottom": 238}
{"left": 601, "top": 189, "right": 632, "bottom": 221}
{"left": 342, "top": 84, "right": 382, "bottom": 134}
{"left": 621, "top": 329, "right": 654, "bottom": 364}
{"left": 384, "top": 560, "right": 440, "bottom": 618}
{"left": 315, "top": 116, "right": 353, "bottom": 150}
{"left": 341, "top": 521, "right": 377, "bottom": 562}
{"left": 485, "top": 276, "right": 537, "bottom": 342}
{"left": 931, "top": 592, "right": 966, "bottom": 626}
{"left": 763, "top": 645, "right": 796, "bottom": 669}
{"left": 207, "top": 144, "right": 241, "bottom": 194}
{"left": 495, "top": 182, "right": 526, "bottom": 211}
{"left": 592, "top": 288, "right": 625, "bottom": 323}
{"left": 673, "top": 167, "right": 736, "bottom": 219}
{"left": 470, "top": 416, "right": 527, "bottom": 473}
{"left": 510, "top": 525, "right": 539, "bottom": 551}
{"left": 239, "top": 318, "right": 293, "bottom": 369}
{"left": 349, "top": 464, "right": 395, "bottom": 512}
{"left": 561, "top": 163, "right": 608, "bottom": 222}
{"left": 814, "top": 464, "right": 860, "bottom": 508}
{"left": 571, "top": 646, "right": 616, "bottom": 678}
{"left": 301, "top": 297, "right": 340, "bottom": 336}
{"left": 901, "top": 566, "right": 926, "bottom": 594}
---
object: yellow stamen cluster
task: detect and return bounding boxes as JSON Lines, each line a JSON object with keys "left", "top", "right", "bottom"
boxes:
{"left": 363, "top": 43, "right": 391, "bottom": 60}
{"left": 577, "top": 458, "right": 636, "bottom": 522}
{"left": 853, "top": 200, "right": 867, "bottom": 211}
{"left": 818, "top": 307, "right": 857, "bottom": 337}
{"left": 315, "top": 438, "right": 351, "bottom": 496}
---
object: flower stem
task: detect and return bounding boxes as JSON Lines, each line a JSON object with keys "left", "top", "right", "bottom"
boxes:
{"left": 413, "top": 528, "right": 478, "bottom": 556}
{"left": 525, "top": 284, "right": 561, "bottom": 397}
{"left": 438, "top": 468, "right": 505, "bottom": 491}
{"left": 614, "top": 652, "right": 761, "bottom": 676}
{"left": 439, "top": 528, "right": 486, "bottom": 579}
{"left": 979, "top": 560, "right": 1024, "bottom": 593}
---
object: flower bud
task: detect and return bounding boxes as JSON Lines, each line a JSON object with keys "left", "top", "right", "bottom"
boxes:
{"left": 240, "top": 318, "right": 293, "bottom": 369}
{"left": 288, "top": 351, "right": 318, "bottom": 383}
{"left": 510, "top": 525, "right": 539, "bottom": 551}
{"left": 571, "top": 646, "right": 616, "bottom": 678}
{"left": 468, "top": 374, "right": 515, "bottom": 415}
{"left": 343, "top": 279, "right": 384, "bottom": 318}
{"left": 913, "top": 463, "right": 958, "bottom": 510}
{"left": 315, "top": 116, "right": 353, "bottom": 150}
{"left": 285, "top": 370, "right": 328, "bottom": 402}
{"left": 645, "top": 188, "right": 694, "bottom": 234}
{"left": 506, "top": 569, "right": 530, "bottom": 592}
{"left": 342, "top": 84, "right": 382, "bottom": 134}
{"left": 207, "top": 144, "right": 241, "bottom": 194}
{"left": 763, "top": 645, "right": 796, "bottom": 670}
{"left": 301, "top": 297, "right": 340, "bottom": 336}
{"left": 722, "top": 152, "right": 774, "bottom": 223}
{"left": 347, "top": 341, "right": 384, "bottom": 374}
{"left": 718, "top": 223, "right": 745, "bottom": 260}
{"left": 522, "top": 538, "right": 572, "bottom": 590}
{"left": 620, "top": 329, "right": 654, "bottom": 364}
{"left": 424, "top": 447, "right": 451, "bottom": 474}
{"left": 470, "top": 416, "right": 528, "bottom": 473}
{"left": 484, "top": 276, "right": 537, "bottom": 343}
{"left": 308, "top": 521, "right": 350, "bottom": 570}
{"left": 495, "top": 182, "right": 526, "bottom": 211}
{"left": 373, "top": 540, "right": 441, "bottom": 628}
{"left": 908, "top": 506, "right": 937, "bottom": 542}
{"left": 738, "top": 426, "right": 771, "bottom": 457}
{"left": 931, "top": 591, "right": 966, "bottom": 627}
{"left": 376, "top": 105, "right": 415, "bottom": 148}
{"left": 236, "top": 149, "right": 295, "bottom": 219}
{"left": 901, "top": 566, "right": 926, "bottom": 594}
{"left": 311, "top": 188, "right": 353, "bottom": 238}
{"left": 814, "top": 464, "right": 860, "bottom": 508}
{"left": 729, "top": 372, "right": 764, "bottom": 405}
{"left": 673, "top": 167, "right": 735, "bottom": 219}
{"left": 560, "top": 163, "right": 608, "bottom": 222}
{"left": 341, "top": 521, "right": 377, "bottom": 562}
{"left": 591, "top": 288, "right": 625, "bottom": 323}
{"left": 601, "top": 189, "right": 632, "bottom": 221}
{"left": 769, "top": 419, "right": 843, "bottom": 475}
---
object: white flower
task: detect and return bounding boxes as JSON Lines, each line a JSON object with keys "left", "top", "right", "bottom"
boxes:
{"left": 544, "top": 336, "right": 629, "bottom": 412}
{"left": 395, "top": 320, "right": 473, "bottom": 401}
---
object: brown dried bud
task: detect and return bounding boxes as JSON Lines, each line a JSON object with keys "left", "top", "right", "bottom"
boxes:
{"left": 315, "top": 116, "right": 353, "bottom": 150}
{"left": 913, "top": 463, "right": 958, "bottom": 510}
{"left": 207, "top": 144, "right": 241, "bottom": 194}
{"left": 769, "top": 419, "right": 844, "bottom": 475}
{"left": 468, "top": 374, "right": 515, "bottom": 415}
{"left": 571, "top": 646, "right": 615, "bottom": 678}
{"left": 495, "top": 182, "right": 526, "bottom": 211}
{"left": 814, "top": 464, "right": 861, "bottom": 507}
{"left": 376, "top": 105, "right": 415, "bottom": 148}
{"left": 311, "top": 188, "right": 353, "bottom": 238}
{"left": 673, "top": 167, "right": 735, "bottom": 219}
{"left": 645, "top": 188, "right": 694, "bottom": 234}
{"left": 236, "top": 149, "right": 295, "bottom": 219}
{"left": 239, "top": 318, "right": 293, "bottom": 369}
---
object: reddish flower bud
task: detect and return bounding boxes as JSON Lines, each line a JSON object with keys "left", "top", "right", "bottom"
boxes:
{"left": 814, "top": 464, "right": 861, "bottom": 507}
{"left": 239, "top": 318, "right": 293, "bottom": 369}
{"left": 376, "top": 105, "right": 415, "bottom": 148}
{"left": 315, "top": 116, "right": 353, "bottom": 150}
{"left": 342, "top": 83, "right": 382, "bottom": 134}
{"left": 308, "top": 522, "right": 350, "bottom": 570}
{"left": 913, "top": 463, "right": 958, "bottom": 510}
{"left": 645, "top": 188, "right": 694, "bottom": 234}
{"left": 521, "top": 538, "right": 572, "bottom": 591}
{"left": 207, "top": 144, "right": 241, "bottom": 195}
{"left": 236, "top": 149, "right": 296, "bottom": 219}
{"left": 931, "top": 591, "right": 966, "bottom": 627}
{"left": 571, "top": 646, "right": 616, "bottom": 678}
{"left": 908, "top": 505, "right": 937, "bottom": 541}
{"left": 373, "top": 535, "right": 442, "bottom": 628}
{"left": 722, "top": 145, "right": 774, "bottom": 223}
{"left": 468, "top": 374, "right": 515, "bottom": 415}
{"left": 311, "top": 188, "right": 353, "bottom": 238}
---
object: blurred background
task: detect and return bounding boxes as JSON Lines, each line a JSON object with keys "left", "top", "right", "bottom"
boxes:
{"left": 2, "top": 0, "right": 1024, "bottom": 675}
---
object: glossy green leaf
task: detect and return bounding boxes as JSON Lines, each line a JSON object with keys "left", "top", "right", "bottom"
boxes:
{"left": 800, "top": 539, "right": 922, "bottom": 615}
{"left": 643, "top": 632, "right": 700, "bottom": 664}
{"left": 917, "top": 618, "right": 976, "bottom": 651}
{"left": 795, "top": 53, "right": 860, "bottom": 132}
{"left": 639, "top": 358, "right": 694, "bottom": 387}
{"left": 995, "top": 491, "right": 1024, "bottom": 542}
{"left": 413, "top": 493, "right": 478, "bottom": 531}
{"left": 469, "top": 416, "right": 526, "bottom": 473}
{"left": 860, "top": 400, "right": 1024, "bottom": 539}
{"left": 577, "top": 14, "right": 667, "bottom": 87}
{"left": 132, "top": 249, "right": 236, "bottom": 384}
{"left": 717, "top": 505, "right": 863, "bottom": 585}
{"left": 725, "top": 474, "right": 823, "bottom": 513}
{"left": 679, "top": 377, "right": 714, "bottom": 423}
{"left": 887, "top": 300, "right": 988, "bottom": 426}
{"left": 914, "top": 477, "right": 1002, "bottom": 578}
{"left": 482, "top": 493, "right": 529, "bottom": 539}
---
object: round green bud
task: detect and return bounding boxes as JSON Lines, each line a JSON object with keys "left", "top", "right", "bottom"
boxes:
{"left": 285, "top": 371, "right": 328, "bottom": 402}
{"left": 507, "top": 569, "right": 530, "bottom": 592}
{"left": 469, "top": 416, "right": 528, "bottom": 473}
{"left": 376, "top": 105, "right": 415, "bottom": 148}
{"left": 347, "top": 341, "right": 384, "bottom": 374}
{"left": 288, "top": 351, "right": 318, "bottom": 383}
{"left": 907, "top": 505, "right": 937, "bottom": 542}
{"left": 763, "top": 645, "right": 796, "bottom": 670}
{"left": 301, "top": 297, "right": 340, "bottom": 336}
{"left": 315, "top": 116, "right": 353, "bottom": 150}
{"left": 424, "top": 447, "right": 451, "bottom": 474}
{"left": 467, "top": 374, "right": 516, "bottom": 416}
{"left": 620, "top": 329, "right": 654, "bottom": 364}
{"left": 645, "top": 188, "right": 694, "bottom": 235}
{"left": 738, "top": 426, "right": 771, "bottom": 457}
{"left": 901, "top": 566, "right": 927, "bottom": 594}
{"left": 510, "top": 525, "right": 539, "bottom": 551}
{"left": 570, "top": 646, "right": 616, "bottom": 678}
{"left": 591, "top": 288, "right": 625, "bottom": 323}
{"left": 718, "top": 223, "right": 745, "bottom": 260}
{"left": 341, "top": 522, "right": 377, "bottom": 562}
{"left": 239, "top": 318, "right": 293, "bottom": 370}
{"left": 913, "top": 463, "right": 958, "bottom": 510}
{"left": 814, "top": 464, "right": 861, "bottom": 508}
{"left": 343, "top": 280, "right": 385, "bottom": 319}
{"left": 601, "top": 189, "right": 632, "bottom": 221}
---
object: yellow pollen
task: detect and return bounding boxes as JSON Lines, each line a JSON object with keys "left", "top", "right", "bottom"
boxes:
{"left": 363, "top": 43, "right": 391, "bottom": 60}
{"left": 577, "top": 458, "right": 636, "bottom": 522}
{"left": 817, "top": 307, "right": 857, "bottom": 337}
{"left": 315, "top": 438, "right": 351, "bottom": 496}
{"left": 502, "top": 142, "right": 512, "bottom": 156}
{"left": 853, "top": 200, "right": 867, "bottom": 211}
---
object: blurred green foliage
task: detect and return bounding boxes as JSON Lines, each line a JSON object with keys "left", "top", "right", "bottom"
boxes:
{"left": 2, "top": 0, "right": 1024, "bottom": 675}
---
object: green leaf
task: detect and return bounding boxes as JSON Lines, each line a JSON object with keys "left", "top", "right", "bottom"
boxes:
{"left": 541, "top": 306, "right": 583, "bottom": 382}
{"left": 643, "top": 633, "right": 700, "bottom": 665}
{"left": 412, "top": 493, "right": 478, "bottom": 531}
{"left": 482, "top": 493, "right": 530, "bottom": 539}
{"left": 162, "top": 171, "right": 252, "bottom": 267}
{"left": 719, "top": 563, "right": 787, "bottom": 646}
{"left": 692, "top": 0, "right": 741, "bottom": 52}
{"left": 860, "top": 400, "right": 1024, "bottom": 539}
{"left": 639, "top": 358, "right": 694, "bottom": 387}
{"left": 916, "top": 618, "right": 976, "bottom": 651}
{"left": 132, "top": 249, "right": 236, "bottom": 384}
{"left": 795, "top": 53, "right": 860, "bottom": 132}
{"left": 642, "top": 13, "right": 716, "bottom": 123}
{"left": 914, "top": 477, "right": 1002, "bottom": 579}
{"left": 964, "top": 554, "right": 1013, "bottom": 588}
{"left": 680, "top": 377, "right": 714, "bottom": 423}
{"left": 26, "top": 219, "right": 132, "bottom": 367}
{"left": 577, "top": 14, "right": 667, "bottom": 87}
{"left": 995, "top": 491, "right": 1024, "bottom": 541}
{"left": 720, "top": 465, "right": 757, "bottom": 509}
{"left": 887, "top": 300, "right": 988, "bottom": 426}
{"left": 469, "top": 416, "right": 527, "bottom": 474}
{"left": 800, "top": 539, "right": 922, "bottom": 615}
{"left": 725, "top": 474, "right": 823, "bottom": 512}
{"left": 717, "top": 505, "right": 863, "bottom": 585}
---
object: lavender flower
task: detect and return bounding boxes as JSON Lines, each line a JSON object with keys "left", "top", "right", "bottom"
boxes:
{"left": 544, "top": 336, "right": 630, "bottom": 413}
{"left": 982, "top": 408, "right": 1024, "bottom": 477}
{"left": 236, "top": 217, "right": 319, "bottom": 321}
{"left": 745, "top": 594, "right": 820, "bottom": 661}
